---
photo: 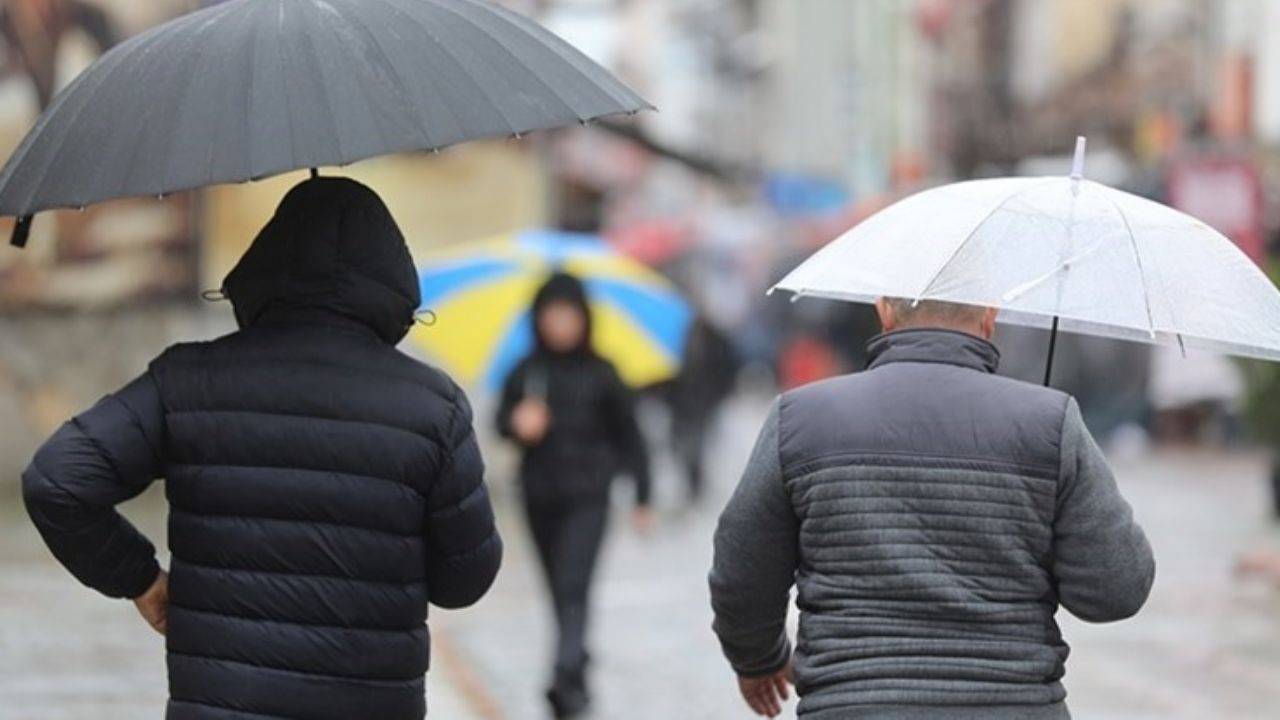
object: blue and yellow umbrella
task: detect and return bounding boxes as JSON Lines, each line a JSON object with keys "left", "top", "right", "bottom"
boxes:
{"left": 412, "top": 230, "right": 692, "bottom": 390}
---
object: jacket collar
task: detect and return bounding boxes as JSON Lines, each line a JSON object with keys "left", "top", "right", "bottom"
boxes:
{"left": 252, "top": 305, "right": 386, "bottom": 342}
{"left": 866, "top": 328, "right": 1000, "bottom": 374}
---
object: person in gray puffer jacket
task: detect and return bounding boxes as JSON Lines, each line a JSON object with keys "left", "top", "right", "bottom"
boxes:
{"left": 709, "top": 298, "right": 1155, "bottom": 719}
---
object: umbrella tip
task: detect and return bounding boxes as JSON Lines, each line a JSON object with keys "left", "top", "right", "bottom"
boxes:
{"left": 9, "top": 215, "right": 32, "bottom": 248}
{"left": 1070, "top": 136, "right": 1087, "bottom": 180}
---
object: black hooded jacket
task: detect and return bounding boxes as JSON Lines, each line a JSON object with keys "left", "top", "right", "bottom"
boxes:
{"left": 22, "top": 178, "right": 502, "bottom": 720}
{"left": 496, "top": 272, "right": 651, "bottom": 506}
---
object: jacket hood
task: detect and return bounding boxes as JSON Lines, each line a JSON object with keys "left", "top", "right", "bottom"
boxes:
{"left": 531, "top": 271, "right": 593, "bottom": 356}
{"left": 223, "top": 178, "right": 420, "bottom": 344}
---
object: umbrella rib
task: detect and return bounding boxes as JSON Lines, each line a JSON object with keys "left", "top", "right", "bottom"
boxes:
{"left": 296, "top": 5, "right": 350, "bottom": 165}
{"left": 148, "top": 3, "right": 243, "bottom": 195}
{"left": 276, "top": 2, "right": 306, "bottom": 173}
{"left": 425, "top": 0, "right": 592, "bottom": 121}
{"left": 33, "top": 1, "right": 249, "bottom": 210}
{"left": 270, "top": 1, "right": 309, "bottom": 172}
{"left": 311, "top": 1, "right": 399, "bottom": 162}
{"left": 1000, "top": 239, "right": 1109, "bottom": 303}
{"left": 373, "top": 0, "right": 521, "bottom": 136}
{"left": 0, "top": 65, "right": 92, "bottom": 205}
{"left": 477, "top": 0, "right": 651, "bottom": 111}
{"left": 321, "top": 0, "right": 439, "bottom": 151}
{"left": 913, "top": 178, "right": 1059, "bottom": 302}
{"left": 237, "top": 1, "right": 266, "bottom": 182}
{"left": 353, "top": 0, "right": 473, "bottom": 147}
{"left": 15, "top": 19, "right": 182, "bottom": 211}
{"left": 1098, "top": 191, "right": 1159, "bottom": 339}
{"left": 0, "top": 9, "right": 201, "bottom": 210}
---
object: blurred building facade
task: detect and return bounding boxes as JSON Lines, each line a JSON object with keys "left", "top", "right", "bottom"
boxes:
{"left": 8, "top": 0, "right": 1280, "bottom": 481}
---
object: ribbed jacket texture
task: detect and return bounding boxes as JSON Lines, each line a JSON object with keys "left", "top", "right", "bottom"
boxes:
{"left": 710, "top": 329, "right": 1155, "bottom": 718}
{"left": 24, "top": 179, "right": 502, "bottom": 719}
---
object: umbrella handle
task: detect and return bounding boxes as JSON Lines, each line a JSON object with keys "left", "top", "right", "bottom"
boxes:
{"left": 1043, "top": 316, "right": 1060, "bottom": 386}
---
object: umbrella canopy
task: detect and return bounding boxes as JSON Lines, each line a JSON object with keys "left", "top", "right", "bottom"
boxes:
{"left": 411, "top": 229, "right": 692, "bottom": 389}
{"left": 1, "top": 0, "right": 651, "bottom": 246}
{"left": 774, "top": 139, "right": 1280, "bottom": 363}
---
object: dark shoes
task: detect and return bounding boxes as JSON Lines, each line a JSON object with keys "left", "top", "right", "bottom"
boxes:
{"left": 547, "top": 668, "right": 590, "bottom": 719}
{"left": 546, "top": 684, "right": 590, "bottom": 718}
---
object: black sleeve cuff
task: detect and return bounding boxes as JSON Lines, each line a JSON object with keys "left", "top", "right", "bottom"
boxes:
{"left": 114, "top": 556, "right": 162, "bottom": 600}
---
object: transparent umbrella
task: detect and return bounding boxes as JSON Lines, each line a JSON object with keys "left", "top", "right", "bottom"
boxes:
{"left": 772, "top": 138, "right": 1280, "bottom": 384}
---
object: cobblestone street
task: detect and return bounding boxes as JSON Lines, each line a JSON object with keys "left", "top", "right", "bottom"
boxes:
{"left": 3, "top": 395, "right": 1280, "bottom": 719}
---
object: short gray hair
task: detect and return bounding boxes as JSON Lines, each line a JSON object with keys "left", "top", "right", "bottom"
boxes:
{"left": 882, "top": 297, "right": 988, "bottom": 327}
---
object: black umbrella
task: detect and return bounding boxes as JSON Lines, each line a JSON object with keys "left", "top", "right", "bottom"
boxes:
{"left": 0, "top": 0, "right": 652, "bottom": 247}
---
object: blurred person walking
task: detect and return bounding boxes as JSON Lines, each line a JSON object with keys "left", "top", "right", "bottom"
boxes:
{"left": 669, "top": 314, "right": 739, "bottom": 502}
{"left": 496, "top": 271, "right": 653, "bottom": 719}
{"left": 710, "top": 298, "right": 1155, "bottom": 719}
{"left": 22, "top": 178, "right": 502, "bottom": 720}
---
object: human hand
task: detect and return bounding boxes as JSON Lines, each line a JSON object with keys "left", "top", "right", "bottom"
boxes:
{"left": 631, "top": 506, "right": 656, "bottom": 536}
{"left": 133, "top": 569, "right": 169, "bottom": 636}
{"left": 737, "top": 660, "right": 793, "bottom": 717}
{"left": 511, "top": 399, "right": 551, "bottom": 446}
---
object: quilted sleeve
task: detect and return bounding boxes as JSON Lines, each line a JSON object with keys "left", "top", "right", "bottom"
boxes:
{"left": 22, "top": 372, "right": 165, "bottom": 599}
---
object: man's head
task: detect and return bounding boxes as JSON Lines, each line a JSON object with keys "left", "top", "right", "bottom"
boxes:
{"left": 874, "top": 297, "right": 998, "bottom": 340}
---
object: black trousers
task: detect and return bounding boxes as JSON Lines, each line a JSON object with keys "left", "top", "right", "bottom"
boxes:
{"left": 672, "top": 412, "right": 711, "bottom": 497}
{"left": 524, "top": 497, "right": 610, "bottom": 687}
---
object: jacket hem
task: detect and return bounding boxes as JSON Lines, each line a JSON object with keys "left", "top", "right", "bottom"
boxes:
{"left": 803, "top": 701, "right": 1069, "bottom": 719}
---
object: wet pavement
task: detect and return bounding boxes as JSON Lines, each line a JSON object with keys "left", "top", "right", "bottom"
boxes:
{"left": 3, "top": 394, "right": 1280, "bottom": 719}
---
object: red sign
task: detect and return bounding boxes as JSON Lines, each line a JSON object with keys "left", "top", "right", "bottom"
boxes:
{"left": 1168, "top": 156, "right": 1264, "bottom": 264}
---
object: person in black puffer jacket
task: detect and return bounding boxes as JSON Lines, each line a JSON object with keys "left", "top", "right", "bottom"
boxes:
{"left": 496, "top": 271, "right": 652, "bottom": 719}
{"left": 22, "top": 177, "right": 502, "bottom": 720}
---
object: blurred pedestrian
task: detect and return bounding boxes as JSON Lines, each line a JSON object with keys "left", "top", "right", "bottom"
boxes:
{"left": 710, "top": 298, "right": 1156, "bottom": 719}
{"left": 22, "top": 178, "right": 502, "bottom": 720}
{"left": 669, "top": 314, "right": 738, "bottom": 501}
{"left": 496, "top": 271, "right": 653, "bottom": 719}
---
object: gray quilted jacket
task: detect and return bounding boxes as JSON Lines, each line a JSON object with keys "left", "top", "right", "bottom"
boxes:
{"left": 710, "top": 329, "right": 1155, "bottom": 719}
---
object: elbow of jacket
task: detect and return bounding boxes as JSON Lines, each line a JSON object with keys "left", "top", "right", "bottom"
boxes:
{"left": 21, "top": 459, "right": 66, "bottom": 512}
{"left": 431, "top": 593, "right": 482, "bottom": 611}
{"left": 22, "top": 426, "right": 85, "bottom": 507}
{"left": 1072, "top": 566, "right": 1156, "bottom": 623}
{"left": 1075, "top": 597, "right": 1143, "bottom": 623}
{"left": 430, "top": 535, "right": 503, "bottom": 609}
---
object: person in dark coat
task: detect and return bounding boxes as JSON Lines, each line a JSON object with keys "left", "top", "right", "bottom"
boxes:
{"left": 22, "top": 177, "right": 502, "bottom": 720}
{"left": 668, "top": 314, "right": 738, "bottom": 501}
{"left": 496, "top": 271, "right": 652, "bottom": 719}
